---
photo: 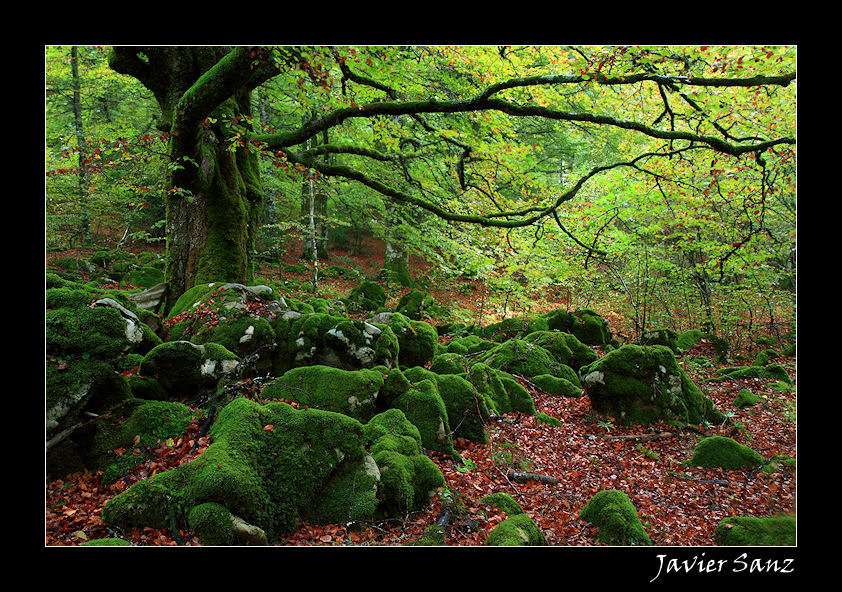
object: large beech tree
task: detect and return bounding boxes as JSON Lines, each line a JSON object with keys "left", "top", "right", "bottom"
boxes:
{"left": 107, "top": 45, "right": 795, "bottom": 311}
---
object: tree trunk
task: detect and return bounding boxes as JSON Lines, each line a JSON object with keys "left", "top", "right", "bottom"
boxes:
{"left": 109, "top": 47, "right": 265, "bottom": 312}
{"left": 70, "top": 46, "right": 91, "bottom": 245}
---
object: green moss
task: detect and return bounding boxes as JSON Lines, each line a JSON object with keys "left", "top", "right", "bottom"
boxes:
{"left": 405, "top": 367, "right": 491, "bottom": 444}
{"left": 139, "top": 340, "right": 239, "bottom": 399}
{"left": 79, "top": 537, "right": 131, "bottom": 546}
{"left": 524, "top": 331, "right": 597, "bottom": 370}
{"left": 187, "top": 502, "right": 236, "bottom": 545}
{"left": 388, "top": 313, "right": 438, "bottom": 368}
{"left": 581, "top": 344, "right": 724, "bottom": 426}
{"left": 446, "top": 335, "right": 496, "bottom": 355}
{"left": 409, "top": 523, "right": 446, "bottom": 546}
{"left": 262, "top": 365, "right": 384, "bottom": 422}
{"left": 391, "top": 379, "right": 455, "bottom": 456}
{"left": 166, "top": 283, "right": 219, "bottom": 319}
{"left": 363, "top": 408, "right": 423, "bottom": 457}
{"left": 479, "top": 316, "right": 549, "bottom": 342}
{"left": 477, "top": 339, "right": 559, "bottom": 378}
{"left": 46, "top": 358, "right": 132, "bottom": 437}
{"left": 535, "top": 412, "right": 563, "bottom": 427}
{"left": 689, "top": 436, "right": 764, "bottom": 469}
{"left": 531, "top": 374, "right": 581, "bottom": 398}
{"left": 396, "top": 289, "right": 435, "bottom": 320}
{"left": 345, "top": 280, "right": 386, "bottom": 312}
{"left": 733, "top": 389, "right": 761, "bottom": 408}
{"left": 638, "top": 328, "right": 679, "bottom": 352}
{"left": 90, "top": 400, "right": 196, "bottom": 483}
{"left": 546, "top": 308, "right": 612, "bottom": 345}
{"left": 676, "top": 329, "right": 705, "bottom": 352}
{"left": 429, "top": 353, "right": 466, "bottom": 375}
{"left": 126, "top": 375, "right": 169, "bottom": 401}
{"left": 579, "top": 489, "right": 651, "bottom": 546}
{"left": 713, "top": 515, "right": 796, "bottom": 546}
{"left": 478, "top": 492, "right": 524, "bottom": 516}
{"left": 484, "top": 513, "right": 547, "bottom": 546}
{"left": 716, "top": 364, "right": 792, "bottom": 384}
{"left": 123, "top": 265, "right": 165, "bottom": 288}
{"left": 103, "top": 397, "right": 385, "bottom": 542}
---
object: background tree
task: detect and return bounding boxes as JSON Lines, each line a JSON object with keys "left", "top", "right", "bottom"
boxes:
{"left": 96, "top": 45, "right": 795, "bottom": 320}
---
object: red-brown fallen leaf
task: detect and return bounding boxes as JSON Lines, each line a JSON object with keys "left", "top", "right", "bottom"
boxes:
{"left": 264, "top": 424, "right": 275, "bottom": 432}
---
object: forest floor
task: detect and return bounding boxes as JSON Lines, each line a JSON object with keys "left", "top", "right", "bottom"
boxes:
{"left": 44, "top": 236, "right": 797, "bottom": 547}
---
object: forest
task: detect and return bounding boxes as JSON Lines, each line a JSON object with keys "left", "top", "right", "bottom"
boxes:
{"left": 44, "top": 44, "right": 796, "bottom": 558}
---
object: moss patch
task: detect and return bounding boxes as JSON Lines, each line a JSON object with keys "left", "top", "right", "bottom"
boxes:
{"left": 579, "top": 489, "right": 651, "bottom": 546}
{"left": 713, "top": 515, "right": 796, "bottom": 546}
{"left": 689, "top": 436, "right": 764, "bottom": 469}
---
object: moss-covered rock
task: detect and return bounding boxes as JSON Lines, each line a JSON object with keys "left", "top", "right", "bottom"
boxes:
{"left": 429, "top": 353, "right": 467, "bottom": 375}
{"left": 262, "top": 365, "right": 384, "bottom": 423}
{"left": 546, "top": 308, "right": 612, "bottom": 345}
{"left": 345, "top": 280, "right": 387, "bottom": 312}
{"left": 446, "top": 334, "right": 497, "bottom": 355}
{"left": 484, "top": 513, "right": 548, "bottom": 546}
{"left": 405, "top": 367, "right": 491, "bottom": 444}
{"left": 476, "top": 339, "right": 560, "bottom": 379}
{"left": 123, "top": 265, "right": 165, "bottom": 289}
{"left": 689, "top": 436, "right": 764, "bottom": 469}
{"left": 478, "top": 492, "right": 525, "bottom": 516}
{"left": 79, "top": 537, "right": 132, "bottom": 546}
{"left": 271, "top": 312, "right": 399, "bottom": 374}
{"left": 714, "top": 364, "right": 792, "bottom": 385}
{"left": 464, "top": 363, "right": 536, "bottom": 416}
{"left": 523, "top": 331, "right": 597, "bottom": 370}
{"left": 102, "top": 397, "right": 382, "bottom": 543}
{"left": 531, "top": 374, "right": 582, "bottom": 398}
{"left": 581, "top": 344, "right": 724, "bottom": 426}
{"left": 363, "top": 408, "right": 445, "bottom": 517}
{"left": 138, "top": 340, "right": 239, "bottom": 400}
{"left": 381, "top": 313, "right": 438, "bottom": 369}
{"left": 733, "top": 389, "right": 761, "bottom": 408}
{"left": 579, "top": 489, "right": 651, "bottom": 546}
{"left": 86, "top": 399, "right": 196, "bottom": 484}
{"left": 478, "top": 316, "right": 550, "bottom": 342}
{"left": 396, "top": 289, "right": 436, "bottom": 320}
{"left": 535, "top": 412, "right": 563, "bottom": 427}
{"left": 46, "top": 358, "right": 132, "bottom": 440}
{"left": 390, "top": 379, "right": 456, "bottom": 456}
{"left": 409, "top": 523, "right": 446, "bottom": 546}
{"left": 46, "top": 293, "right": 161, "bottom": 361}
{"left": 638, "top": 328, "right": 679, "bottom": 352}
{"left": 713, "top": 515, "right": 796, "bottom": 546}
{"left": 676, "top": 329, "right": 705, "bottom": 352}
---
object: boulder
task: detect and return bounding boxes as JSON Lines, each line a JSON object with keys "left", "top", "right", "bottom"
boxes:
{"left": 102, "top": 398, "right": 443, "bottom": 544}
{"left": 689, "top": 436, "right": 764, "bottom": 469}
{"left": 713, "top": 515, "right": 796, "bottom": 546}
{"left": 262, "top": 365, "right": 385, "bottom": 423}
{"left": 484, "top": 513, "right": 548, "bottom": 546}
{"left": 138, "top": 341, "right": 240, "bottom": 400}
{"left": 523, "top": 330, "right": 597, "bottom": 370}
{"left": 581, "top": 344, "right": 724, "bottom": 426}
{"left": 546, "top": 308, "right": 612, "bottom": 345}
{"left": 579, "top": 489, "right": 651, "bottom": 546}
{"left": 271, "top": 313, "right": 399, "bottom": 374}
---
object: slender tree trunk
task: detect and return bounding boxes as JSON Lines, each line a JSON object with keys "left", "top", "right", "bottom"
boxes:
{"left": 300, "top": 128, "right": 330, "bottom": 261}
{"left": 70, "top": 46, "right": 91, "bottom": 245}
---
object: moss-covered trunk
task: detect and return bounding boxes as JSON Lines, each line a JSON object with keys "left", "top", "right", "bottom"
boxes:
{"left": 109, "top": 47, "right": 265, "bottom": 312}
{"left": 165, "top": 102, "right": 263, "bottom": 308}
